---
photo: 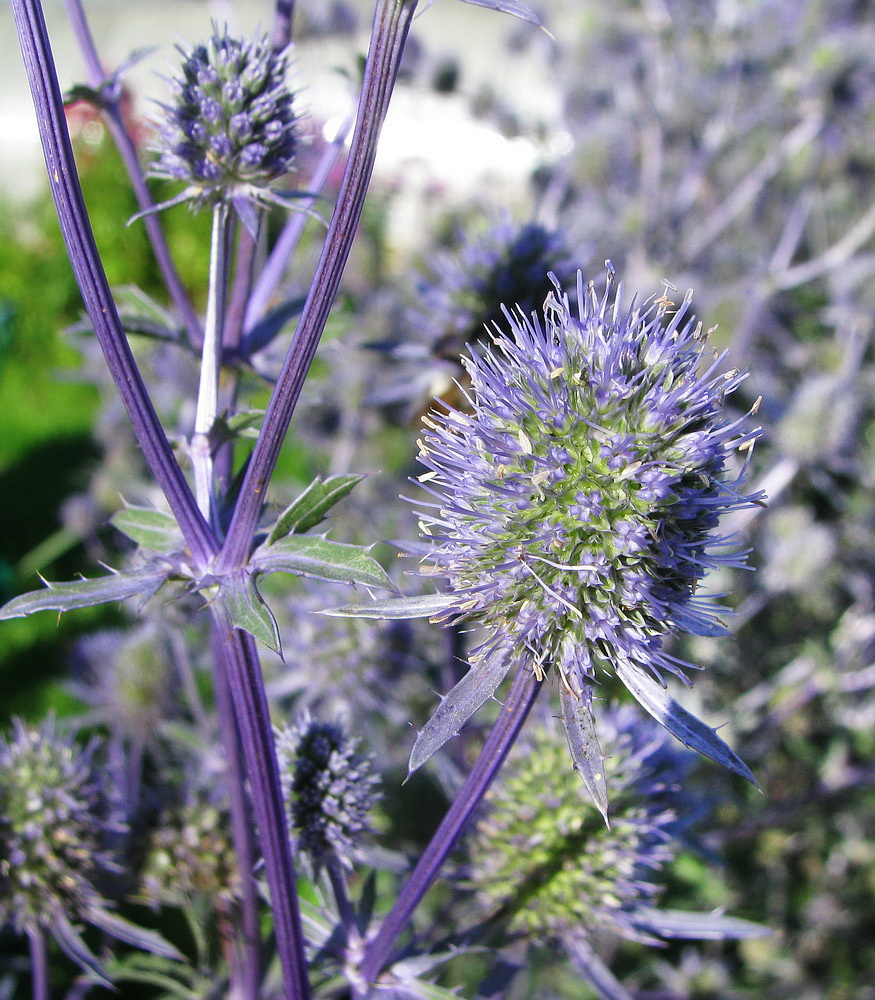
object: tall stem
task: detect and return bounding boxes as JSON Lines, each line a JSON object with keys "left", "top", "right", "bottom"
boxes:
{"left": 218, "top": 0, "right": 419, "bottom": 574}
{"left": 211, "top": 625, "right": 262, "bottom": 1000}
{"left": 193, "top": 203, "right": 233, "bottom": 532}
{"left": 28, "top": 927, "right": 49, "bottom": 1000}
{"left": 359, "top": 670, "right": 542, "bottom": 985}
{"left": 211, "top": 610, "right": 312, "bottom": 1000}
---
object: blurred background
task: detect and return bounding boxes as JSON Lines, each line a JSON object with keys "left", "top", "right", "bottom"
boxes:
{"left": 1, "top": 0, "right": 874, "bottom": 997}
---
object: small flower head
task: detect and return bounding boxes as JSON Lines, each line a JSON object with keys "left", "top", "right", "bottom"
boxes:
{"left": 152, "top": 28, "right": 298, "bottom": 210}
{"left": 0, "top": 718, "right": 111, "bottom": 934}
{"left": 414, "top": 269, "right": 762, "bottom": 787}
{"left": 276, "top": 714, "right": 380, "bottom": 870}
{"left": 141, "top": 793, "right": 240, "bottom": 908}
{"left": 471, "top": 705, "right": 688, "bottom": 942}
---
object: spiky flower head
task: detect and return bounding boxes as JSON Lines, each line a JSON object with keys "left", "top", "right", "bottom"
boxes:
{"left": 151, "top": 27, "right": 298, "bottom": 211}
{"left": 414, "top": 219, "right": 574, "bottom": 363}
{"left": 276, "top": 714, "right": 380, "bottom": 870}
{"left": 413, "top": 268, "right": 762, "bottom": 806}
{"left": 140, "top": 794, "right": 240, "bottom": 908}
{"left": 0, "top": 717, "right": 111, "bottom": 934}
{"left": 471, "top": 705, "right": 687, "bottom": 943}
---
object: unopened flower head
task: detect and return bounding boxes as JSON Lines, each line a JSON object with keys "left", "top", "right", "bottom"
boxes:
{"left": 152, "top": 28, "right": 298, "bottom": 208}
{"left": 276, "top": 714, "right": 380, "bottom": 870}
{"left": 0, "top": 718, "right": 110, "bottom": 933}
{"left": 471, "top": 705, "right": 687, "bottom": 942}
{"left": 415, "top": 269, "right": 762, "bottom": 758}
{"left": 414, "top": 219, "right": 574, "bottom": 362}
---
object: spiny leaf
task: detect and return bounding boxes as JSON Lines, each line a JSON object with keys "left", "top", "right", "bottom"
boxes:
{"left": 252, "top": 535, "right": 393, "bottom": 591}
{"left": 267, "top": 474, "right": 365, "bottom": 542}
{"left": 111, "top": 504, "right": 183, "bottom": 553}
{"left": 456, "top": 0, "right": 545, "bottom": 29}
{"left": 220, "top": 573, "right": 282, "bottom": 655}
{"left": 615, "top": 661, "right": 758, "bottom": 787}
{"left": 409, "top": 654, "right": 512, "bottom": 775}
{"left": 560, "top": 684, "right": 608, "bottom": 824}
{"left": 0, "top": 567, "right": 169, "bottom": 619}
{"left": 321, "top": 592, "right": 455, "bottom": 619}
{"left": 88, "top": 906, "right": 185, "bottom": 960}
{"left": 628, "top": 907, "right": 772, "bottom": 941}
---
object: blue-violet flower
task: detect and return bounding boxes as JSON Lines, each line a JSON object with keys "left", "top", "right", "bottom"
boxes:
{"left": 413, "top": 269, "right": 763, "bottom": 807}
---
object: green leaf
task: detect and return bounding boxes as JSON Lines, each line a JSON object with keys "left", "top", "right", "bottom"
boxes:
{"left": 252, "top": 535, "right": 393, "bottom": 591}
{"left": 409, "top": 654, "right": 512, "bottom": 775}
{"left": 219, "top": 573, "right": 282, "bottom": 655}
{"left": 88, "top": 906, "right": 185, "bottom": 960}
{"left": 615, "top": 661, "right": 758, "bottom": 787}
{"left": 0, "top": 567, "right": 169, "bottom": 620}
{"left": 560, "top": 683, "right": 608, "bottom": 824}
{"left": 111, "top": 503, "right": 183, "bottom": 553}
{"left": 268, "top": 474, "right": 365, "bottom": 542}
{"left": 321, "top": 592, "right": 455, "bottom": 619}
{"left": 208, "top": 409, "right": 265, "bottom": 453}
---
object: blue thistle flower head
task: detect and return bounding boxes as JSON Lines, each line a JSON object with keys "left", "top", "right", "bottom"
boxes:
{"left": 413, "top": 267, "right": 764, "bottom": 806}
{"left": 151, "top": 27, "right": 298, "bottom": 211}
{"left": 276, "top": 714, "right": 380, "bottom": 871}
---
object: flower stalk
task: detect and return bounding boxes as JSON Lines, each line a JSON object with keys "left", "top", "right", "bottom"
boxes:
{"left": 358, "top": 668, "right": 542, "bottom": 985}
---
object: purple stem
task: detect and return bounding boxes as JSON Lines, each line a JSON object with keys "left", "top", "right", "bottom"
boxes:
{"left": 62, "top": 0, "right": 203, "bottom": 349}
{"left": 242, "top": 113, "right": 353, "bottom": 338}
{"left": 358, "top": 669, "right": 542, "bottom": 985}
{"left": 28, "top": 927, "right": 49, "bottom": 1000}
{"left": 272, "top": 0, "right": 296, "bottom": 49}
{"left": 211, "top": 625, "right": 263, "bottom": 1000}
{"left": 217, "top": 0, "right": 419, "bottom": 574}
{"left": 11, "top": 0, "right": 216, "bottom": 570}
{"left": 210, "top": 611, "right": 312, "bottom": 1000}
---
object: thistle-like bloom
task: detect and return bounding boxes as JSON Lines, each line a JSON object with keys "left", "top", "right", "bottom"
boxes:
{"left": 151, "top": 28, "right": 298, "bottom": 212}
{"left": 276, "top": 715, "right": 380, "bottom": 871}
{"left": 0, "top": 718, "right": 111, "bottom": 936}
{"left": 413, "top": 269, "right": 762, "bottom": 808}
{"left": 471, "top": 705, "right": 686, "bottom": 943}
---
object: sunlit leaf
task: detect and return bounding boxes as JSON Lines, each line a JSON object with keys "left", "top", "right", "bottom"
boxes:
{"left": 88, "top": 906, "right": 185, "bottom": 960}
{"left": 409, "top": 654, "right": 512, "bottom": 775}
{"left": 252, "top": 535, "right": 393, "bottom": 591}
{"left": 267, "top": 474, "right": 365, "bottom": 542}
{"left": 321, "top": 592, "right": 454, "bottom": 620}
{"left": 220, "top": 573, "right": 282, "bottom": 655}
{"left": 111, "top": 503, "right": 182, "bottom": 553}
{"left": 561, "top": 684, "right": 608, "bottom": 823}
{"left": 615, "top": 661, "right": 758, "bottom": 787}
{"left": 628, "top": 907, "right": 772, "bottom": 941}
{"left": 0, "top": 567, "right": 169, "bottom": 619}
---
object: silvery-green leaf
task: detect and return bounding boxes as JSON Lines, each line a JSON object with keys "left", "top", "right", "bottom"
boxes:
{"left": 0, "top": 567, "right": 169, "bottom": 619}
{"left": 457, "top": 0, "right": 544, "bottom": 28}
{"left": 268, "top": 474, "right": 365, "bottom": 542}
{"left": 111, "top": 504, "right": 182, "bottom": 553}
{"left": 628, "top": 907, "right": 772, "bottom": 941}
{"left": 615, "top": 661, "right": 758, "bottom": 787}
{"left": 560, "top": 684, "right": 608, "bottom": 824}
{"left": 88, "top": 906, "right": 184, "bottom": 960}
{"left": 53, "top": 911, "right": 111, "bottom": 985}
{"left": 220, "top": 573, "right": 281, "bottom": 655}
{"left": 565, "top": 937, "right": 635, "bottom": 1000}
{"left": 252, "top": 535, "right": 392, "bottom": 590}
{"left": 321, "top": 592, "right": 455, "bottom": 620}
{"left": 409, "top": 655, "right": 512, "bottom": 775}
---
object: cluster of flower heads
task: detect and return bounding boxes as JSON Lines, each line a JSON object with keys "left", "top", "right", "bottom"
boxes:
{"left": 151, "top": 27, "right": 298, "bottom": 211}
{"left": 413, "top": 267, "right": 762, "bottom": 797}
{"left": 0, "top": 718, "right": 112, "bottom": 937}
{"left": 471, "top": 705, "right": 689, "bottom": 943}
{"left": 276, "top": 714, "right": 380, "bottom": 871}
